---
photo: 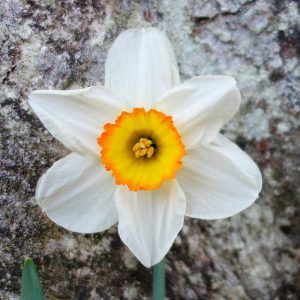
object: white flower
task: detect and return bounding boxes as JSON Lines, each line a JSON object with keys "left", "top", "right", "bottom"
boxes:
{"left": 29, "top": 28, "right": 262, "bottom": 268}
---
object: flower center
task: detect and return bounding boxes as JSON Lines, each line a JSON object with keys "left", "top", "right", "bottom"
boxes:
{"left": 97, "top": 108, "right": 185, "bottom": 191}
{"left": 133, "top": 137, "right": 155, "bottom": 158}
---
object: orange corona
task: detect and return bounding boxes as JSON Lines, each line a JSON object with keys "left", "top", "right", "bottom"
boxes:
{"left": 98, "top": 108, "right": 185, "bottom": 191}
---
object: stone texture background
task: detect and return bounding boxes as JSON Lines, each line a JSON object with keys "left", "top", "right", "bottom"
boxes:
{"left": 1, "top": 0, "right": 299, "bottom": 299}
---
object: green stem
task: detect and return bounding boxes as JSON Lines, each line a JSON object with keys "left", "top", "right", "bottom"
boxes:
{"left": 152, "top": 258, "right": 165, "bottom": 300}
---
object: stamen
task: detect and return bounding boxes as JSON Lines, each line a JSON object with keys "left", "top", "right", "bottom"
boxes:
{"left": 147, "top": 146, "right": 154, "bottom": 158}
{"left": 133, "top": 137, "right": 155, "bottom": 158}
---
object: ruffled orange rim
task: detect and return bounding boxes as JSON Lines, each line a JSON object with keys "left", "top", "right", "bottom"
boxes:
{"left": 98, "top": 108, "right": 185, "bottom": 191}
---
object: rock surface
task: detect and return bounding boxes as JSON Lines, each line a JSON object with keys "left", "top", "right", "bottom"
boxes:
{"left": 1, "top": 0, "right": 299, "bottom": 299}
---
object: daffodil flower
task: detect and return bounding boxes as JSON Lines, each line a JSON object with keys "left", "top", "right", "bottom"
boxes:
{"left": 29, "top": 28, "right": 262, "bottom": 268}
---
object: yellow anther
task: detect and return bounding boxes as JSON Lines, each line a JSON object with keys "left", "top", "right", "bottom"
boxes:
{"left": 147, "top": 146, "right": 154, "bottom": 158}
{"left": 133, "top": 143, "right": 140, "bottom": 152}
{"left": 135, "top": 149, "right": 142, "bottom": 158}
{"left": 140, "top": 138, "right": 152, "bottom": 147}
{"left": 133, "top": 137, "right": 155, "bottom": 158}
{"left": 141, "top": 148, "right": 147, "bottom": 156}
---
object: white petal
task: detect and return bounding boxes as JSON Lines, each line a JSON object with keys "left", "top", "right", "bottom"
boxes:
{"left": 29, "top": 86, "right": 125, "bottom": 155}
{"left": 115, "top": 180, "right": 186, "bottom": 267}
{"left": 36, "top": 153, "right": 118, "bottom": 233}
{"left": 105, "top": 28, "right": 180, "bottom": 109}
{"left": 155, "top": 76, "right": 241, "bottom": 149}
{"left": 177, "top": 134, "right": 262, "bottom": 219}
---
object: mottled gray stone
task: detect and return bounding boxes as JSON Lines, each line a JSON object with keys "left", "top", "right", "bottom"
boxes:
{"left": 188, "top": 0, "right": 219, "bottom": 19}
{"left": 1, "top": 0, "right": 299, "bottom": 299}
